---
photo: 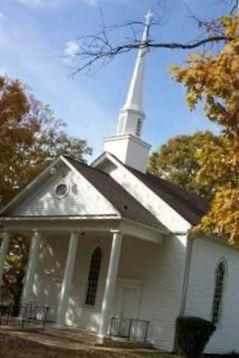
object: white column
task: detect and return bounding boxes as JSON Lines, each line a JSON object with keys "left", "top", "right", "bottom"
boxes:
{"left": 22, "top": 230, "right": 41, "bottom": 303}
{"left": 0, "top": 231, "right": 11, "bottom": 286}
{"left": 56, "top": 231, "right": 79, "bottom": 327}
{"left": 99, "top": 230, "right": 123, "bottom": 338}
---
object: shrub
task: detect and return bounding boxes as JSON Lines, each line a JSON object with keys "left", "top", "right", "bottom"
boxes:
{"left": 175, "top": 316, "right": 216, "bottom": 358}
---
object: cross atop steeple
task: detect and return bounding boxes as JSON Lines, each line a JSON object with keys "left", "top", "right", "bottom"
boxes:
{"left": 145, "top": 9, "right": 154, "bottom": 26}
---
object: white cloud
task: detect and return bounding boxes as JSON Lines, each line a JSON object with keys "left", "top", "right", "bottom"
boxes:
{"left": 65, "top": 40, "right": 80, "bottom": 58}
{"left": 16, "top": 0, "right": 136, "bottom": 8}
{"left": 81, "top": 0, "right": 98, "bottom": 6}
{"left": 0, "top": 12, "right": 111, "bottom": 158}
{"left": 16, "top": 0, "right": 98, "bottom": 7}
{"left": 17, "top": 0, "right": 44, "bottom": 5}
{"left": 64, "top": 40, "right": 80, "bottom": 63}
{"left": 0, "top": 13, "right": 4, "bottom": 18}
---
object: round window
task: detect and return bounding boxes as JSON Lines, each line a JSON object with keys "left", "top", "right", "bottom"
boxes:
{"left": 55, "top": 183, "right": 68, "bottom": 198}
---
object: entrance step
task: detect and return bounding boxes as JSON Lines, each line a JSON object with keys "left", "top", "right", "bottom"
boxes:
{"left": 97, "top": 337, "right": 155, "bottom": 350}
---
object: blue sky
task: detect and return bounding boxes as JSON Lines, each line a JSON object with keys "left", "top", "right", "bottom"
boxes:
{"left": 0, "top": 0, "right": 231, "bottom": 160}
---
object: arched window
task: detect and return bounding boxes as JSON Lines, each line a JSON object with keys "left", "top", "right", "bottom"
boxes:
{"left": 136, "top": 118, "right": 142, "bottom": 136}
{"left": 212, "top": 260, "right": 226, "bottom": 324}
{"left": 85, "top": 247, "right": 102, "bottom": 306}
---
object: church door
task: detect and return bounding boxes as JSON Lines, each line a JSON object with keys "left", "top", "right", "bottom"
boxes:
{"left": 120, "top": 286, "right": 142, "bottom": 319}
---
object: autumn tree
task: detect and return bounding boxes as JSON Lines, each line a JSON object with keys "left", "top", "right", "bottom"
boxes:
{"left": 0, "top": 75, "right": 88, "bottom": 207}
{"left": 148, "top": 131, "right": 219, "bottom": 199}
{"left": 0, "top": 75, "right": 89, "bottom": 311}
{"left": 171, "top": 14, "right": 239, "bottom": 243}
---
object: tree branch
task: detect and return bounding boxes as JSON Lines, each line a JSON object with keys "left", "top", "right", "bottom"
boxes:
{"left": 66, "top": 3, "right": 237, "bottom": 75}
{"left": 71, "top": 34, "right": 234, "bottom": 75}
{"left": 229, "top": 0, "right": 239, "bottom": 14}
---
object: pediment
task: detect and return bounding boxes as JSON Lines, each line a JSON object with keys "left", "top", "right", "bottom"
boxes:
{"left": 2, "top": 157, "right": 119, "bottom": 218}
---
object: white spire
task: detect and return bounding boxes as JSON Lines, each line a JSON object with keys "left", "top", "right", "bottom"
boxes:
{"left": 123, "top": 9, "right": 153, "bottom": 113}
{"left": 104, "top": 11, "right": 153, "bottom": 173}
{"left": 116, "top": 10, "right": 153, "bottom": 138}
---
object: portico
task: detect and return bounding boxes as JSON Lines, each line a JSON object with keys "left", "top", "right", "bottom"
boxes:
{"left": 0, "top": 214, "right": 162, "bottom": 338}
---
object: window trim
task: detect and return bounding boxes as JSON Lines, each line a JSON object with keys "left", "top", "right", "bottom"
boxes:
{"left": 84, "top": 246, "right": 102, "bottom": 307}
{"left": 211, "top": 258, "right": 227, "bottom": 325}
{"left": 54, "top": 182, "right": 69, "bottom": 199}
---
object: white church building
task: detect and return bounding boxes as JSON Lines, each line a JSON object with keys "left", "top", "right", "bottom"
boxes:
{"left": 1, "top": 11, "right": 239, "bottom": 354}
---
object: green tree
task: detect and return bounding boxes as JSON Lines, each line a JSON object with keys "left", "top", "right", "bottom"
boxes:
{"left": 149, "top": 131, "right": 219, "bottom": 199}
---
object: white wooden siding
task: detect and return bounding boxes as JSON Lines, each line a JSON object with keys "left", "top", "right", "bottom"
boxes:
{"left": 11, "top": 164, "right": 117, "bottom": 217}
{"left": 99, "top": 156, "right": 191, "bottom": 232}
{"left": 185, "top": 237, "right": 239, "bottom": 354}
{"left": 31, "top": 233, "right": 187, "bottom": 351}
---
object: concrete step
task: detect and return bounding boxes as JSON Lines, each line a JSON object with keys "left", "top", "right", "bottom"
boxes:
{"left": 97, "top": 337, "right": 155, "bottom": 350}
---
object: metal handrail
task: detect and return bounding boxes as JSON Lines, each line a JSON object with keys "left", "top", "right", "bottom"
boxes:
{"left": 0, "top": 301, "right": 49, "bottom": 328}
{"left": 109, "top": 316, "right": 150, "bottom": 342}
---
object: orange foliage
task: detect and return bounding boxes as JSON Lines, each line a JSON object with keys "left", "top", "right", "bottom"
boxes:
{"left": 171, "top": 14, "right": 239, "bottom": 244}
{"left": 0, "top": 75, "right": 87, "bottom": 206}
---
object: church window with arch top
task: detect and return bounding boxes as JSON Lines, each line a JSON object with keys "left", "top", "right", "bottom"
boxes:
{"left": 85, "top": 247, "right": 102, "bottom": 306}
{"left": 211, "top": 260, "right": 226, "bottom": 324}
{"left": 136, "top": 118, "right": 142, "bottom": 136}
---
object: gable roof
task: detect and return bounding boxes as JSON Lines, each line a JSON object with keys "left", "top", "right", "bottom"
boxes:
{"left": 65, "top": 157, "right": 162, "bottom": 230}
{"left": 93, "top": 152, "right": 209, "bottom": 226}
{"left": 125, "top": 165, "right": 209, "bottom": 225}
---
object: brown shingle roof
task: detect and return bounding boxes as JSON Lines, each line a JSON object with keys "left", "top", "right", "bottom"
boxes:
{"left": 125, "top": 165, "right": 209, "bottom": 225}
{"left": 66, "top": 157, "right": 161, "bottom": 229}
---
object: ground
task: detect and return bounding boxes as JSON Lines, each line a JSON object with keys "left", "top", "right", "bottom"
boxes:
{"left": 0, "top": 330, "right": 237, "bottom": 358}
{"left": 0, "top": 333, "right": 172, "bottom": 358}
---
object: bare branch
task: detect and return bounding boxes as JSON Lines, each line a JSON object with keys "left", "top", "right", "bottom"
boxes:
{"left": 71, "top": 33, "right": 234, "bottom": 76}
{"left": 228, "top": 0, "right": 239, "bottom": 14}
{"left": 67, "top": 3, "right": 237, "bottom": 76}
{"left": 183, "top": 3, "right": 225, "bottom": 36}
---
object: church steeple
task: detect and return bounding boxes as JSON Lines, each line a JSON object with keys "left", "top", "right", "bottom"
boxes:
{"left": 117, "top": 10, "right": 153, "bottom": 137}
{"left": 104, "top": 11, "right": 153, "bottom": 173}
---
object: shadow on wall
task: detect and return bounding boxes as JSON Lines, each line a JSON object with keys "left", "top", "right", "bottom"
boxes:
{"left": 32, "top": 236, "right": 68, "bottom": 321}
{"left": 66, "top": 294, "right": 99, "bottom": 330}
{"left": 66, "top": 237, "right": 111, "bottom": 331}
{"left": 31, "top": 234, "right": 110, "bottom": 330}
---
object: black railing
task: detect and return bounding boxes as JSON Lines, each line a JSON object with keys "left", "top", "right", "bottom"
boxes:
{"left": 0, "top": 302, "right": 49, "bottom": 328}
{"left": 109, "top": 317, "right": 150, "bottom": 342}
